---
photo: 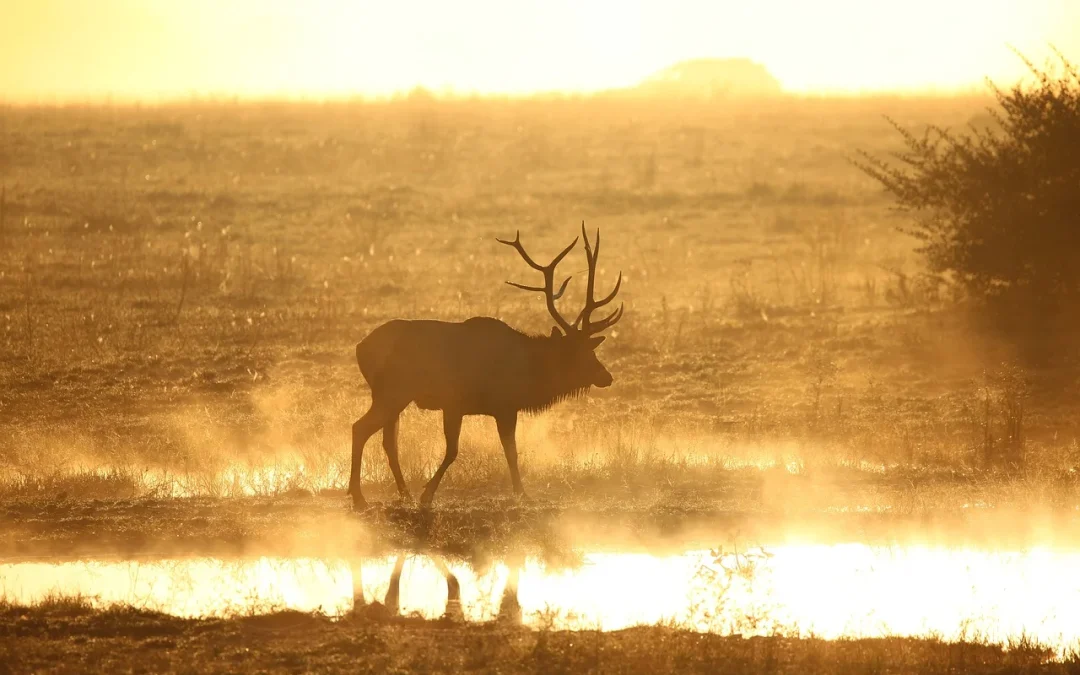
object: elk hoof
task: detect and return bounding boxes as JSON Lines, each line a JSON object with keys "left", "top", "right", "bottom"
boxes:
{"left": 514, "top": 491, "right": 533, "bottom": 504}
{"left": 350, "top": 495, "right": 369, "bottom": 512}
{"left": 419, "top": 491, "right": 436, "bottom": 508}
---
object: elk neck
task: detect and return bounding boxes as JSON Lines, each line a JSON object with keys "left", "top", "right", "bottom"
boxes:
{"left": 517, "top": 331, "right": 592, "bottom": 414}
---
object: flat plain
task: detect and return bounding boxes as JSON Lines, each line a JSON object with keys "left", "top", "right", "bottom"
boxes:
{"left": 2, "top": 95, "right": 1079, "bottom": 672}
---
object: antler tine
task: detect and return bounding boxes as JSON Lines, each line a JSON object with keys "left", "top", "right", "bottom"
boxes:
{"left": 593, "top": 271, "right": 622, "bottom": 308}
{"left": 498, "top": 231, "right": 578, "bottom": 333}
{"left": 496, "top": 231, "right": 544, "bottom": 271}
{"left": 574, "top": 272, "right": 622, "bottom": 328}
{"left": 505, "top": 281, "right": 545, "bottom": 293}
{"left": 554, "top": 275, "right": 572, "bottom": 299}
{"left": 506, "top": 275, "right": 572, "bottom": 299}
{"left": 574, "top": 222, "right": 623, "bottom": 335}
{"left": 581, "top": 222, "right": 596, "bottom": 305}
{"left": 550, "top": 237, "right": 578, "bottom": 267}
{"left": 587, "top": 303, "right": 624, "bottom": 333}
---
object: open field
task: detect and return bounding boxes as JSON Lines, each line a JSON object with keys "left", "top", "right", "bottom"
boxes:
{"left": 2, "top": 95, "right": 1080, "bottom": 670}
{"left": 3, "top": 95, "right": 1078, "bottom": 496}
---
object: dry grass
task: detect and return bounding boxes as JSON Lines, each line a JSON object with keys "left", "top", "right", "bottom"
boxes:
{"left": 6, "top": 95, "right": 1080, "bottom": 675}
{"left": 1, "top": 95, "right": 1078, "bottom": 507}
{"left": 1, "top": 593, "right": 1077, "bottom": 674}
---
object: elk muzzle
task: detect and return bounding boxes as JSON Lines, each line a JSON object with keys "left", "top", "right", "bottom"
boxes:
{"left": 594, "top": 369, "right": 613, "bottom": 388}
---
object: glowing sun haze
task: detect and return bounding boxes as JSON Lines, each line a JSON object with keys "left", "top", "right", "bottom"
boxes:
{"left": 1, "top": 0, "right": 1077, "bottom": 101}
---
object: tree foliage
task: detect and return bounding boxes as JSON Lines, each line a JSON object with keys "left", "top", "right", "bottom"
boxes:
{"left": 856, "top": 49, "right": 1080, "bottom": 329}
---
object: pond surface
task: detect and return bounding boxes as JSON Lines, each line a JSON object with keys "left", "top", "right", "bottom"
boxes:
{"left": 3, "top": 544, "right": 1079, "bottom": 654}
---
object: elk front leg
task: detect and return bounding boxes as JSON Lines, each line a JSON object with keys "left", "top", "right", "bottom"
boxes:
{"left": 420, "top": 411, "right": 461, "bottom": 506}
{"left": 496, "top": 413, "right": 527, "bottom": 498}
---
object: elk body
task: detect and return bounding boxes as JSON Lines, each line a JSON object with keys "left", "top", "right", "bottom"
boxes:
{"left": 347, "top": 224, "right": 623, "bottom": 509}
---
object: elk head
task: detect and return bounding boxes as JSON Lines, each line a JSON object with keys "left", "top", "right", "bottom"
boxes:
{"left": 497, "top": 223, "right": 623, "bottom": 390}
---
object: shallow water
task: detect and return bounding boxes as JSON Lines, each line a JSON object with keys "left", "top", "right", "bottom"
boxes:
{"left": 3, "top": 544, "right": 1079, "bottom": 654}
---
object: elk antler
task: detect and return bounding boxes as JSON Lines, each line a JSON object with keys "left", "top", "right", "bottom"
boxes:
{"left": 497, "top": 231, "right": 578, "bottom": 334}
{"left": 573, "top": 222, "right": 623, "bottom": 336}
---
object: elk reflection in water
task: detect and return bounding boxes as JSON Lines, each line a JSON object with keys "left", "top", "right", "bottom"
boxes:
{"left": 0, "top": 553, "right": 524, "bottom": 623}
{"left": 349, "top": 554, "right": 522, "bottom": 626}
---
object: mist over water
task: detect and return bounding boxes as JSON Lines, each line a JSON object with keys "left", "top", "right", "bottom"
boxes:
{"left": 5, "top": 545, "right": 1080, "bottom": 655}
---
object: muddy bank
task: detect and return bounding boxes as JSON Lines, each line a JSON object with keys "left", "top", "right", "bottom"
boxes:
{"left": 0, "top": 600, "right": 1069, "bottom": 675}
{"left": 3, "top": 491, "right": 1080, "bottom": 561}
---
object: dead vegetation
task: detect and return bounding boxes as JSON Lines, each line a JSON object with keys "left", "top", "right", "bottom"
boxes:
{"left": 3, "top": 95, "right": 1078, "bottom": 505}
{"left": 1, "top": 595, "right": 1077, "bottom": 675}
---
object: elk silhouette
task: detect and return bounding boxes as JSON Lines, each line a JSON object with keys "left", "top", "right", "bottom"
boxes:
{"left": 347, "top": 223, "right": 623, "bottom": 509}
{"left": 350, "top": 553, "right": 522, "bottom": 624}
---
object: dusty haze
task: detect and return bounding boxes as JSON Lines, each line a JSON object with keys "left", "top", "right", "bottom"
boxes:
{"left": 1, "top": 0, "right": 1078, "bottom": 101}
{"left": 2, "top": 4, "right": 1080, "bottom": 671}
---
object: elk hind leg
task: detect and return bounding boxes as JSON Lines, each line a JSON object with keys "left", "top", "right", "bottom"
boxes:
{"left": 349, "top": 401, "right": 390, "bottom": 510}
{"left": 381, "top": 414, "right": 412, "bottom": 501}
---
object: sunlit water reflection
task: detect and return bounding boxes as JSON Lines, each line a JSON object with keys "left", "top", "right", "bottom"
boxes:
{"left": 3, "top": 545, "right": 1079, "bottom": 654}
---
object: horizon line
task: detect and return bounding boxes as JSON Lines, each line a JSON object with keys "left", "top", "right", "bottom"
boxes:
{"left": 0, "top": 82, "right": 1005, "bottom": 108}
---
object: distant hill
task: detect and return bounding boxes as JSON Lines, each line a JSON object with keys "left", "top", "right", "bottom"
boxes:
{"left": 607, "top": 58, "right": 784, "bottom": 99}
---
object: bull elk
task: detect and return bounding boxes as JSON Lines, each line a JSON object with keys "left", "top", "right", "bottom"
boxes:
{"left": 351, "top": 553, "right": 522, "bottom": 624}
{"left": 347, "top": 223, "right": 623, "bottom": 509}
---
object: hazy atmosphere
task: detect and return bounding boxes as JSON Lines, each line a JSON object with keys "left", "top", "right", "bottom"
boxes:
{"left": 2, "top": 0, "right": 1079, "bottom": 99}
{"left": 3, "top": 1, "right": 1080, "bottom": 673}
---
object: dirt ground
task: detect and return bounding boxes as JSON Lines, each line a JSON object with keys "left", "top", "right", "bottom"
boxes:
{"left": 7, "top": 599, "right": 1074, "bottom": 675}
{"left": 4, "top": 472, "right": 1080, "bottom": 562}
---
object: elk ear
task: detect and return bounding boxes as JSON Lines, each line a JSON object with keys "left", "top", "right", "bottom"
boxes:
{"left": 550, "top": 326, "right": 563, "bottom": 338}
{"left": 587, "top": 336, "right": 605, "bottom": 350}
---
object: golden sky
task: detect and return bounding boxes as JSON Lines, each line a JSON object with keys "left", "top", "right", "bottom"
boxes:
{"left": 1, "top": 0, "right": 1077, "bottom": 101}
